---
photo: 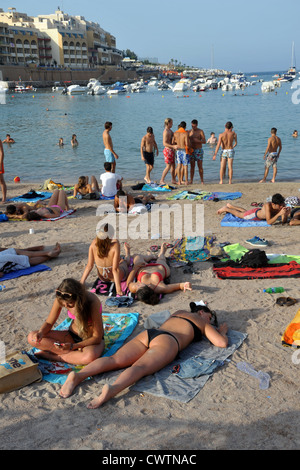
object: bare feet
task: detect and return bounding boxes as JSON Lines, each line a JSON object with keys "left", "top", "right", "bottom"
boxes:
{"left": 217, "top": 206, "right": 228, "bottom": 215}
{"left": 48, "top": 242, "right": 61, "bottom": 259}
{"left": 180, "top": 281, "right": 192, "bottom": 292}
{"left": 259, "top": 179, "right": 266, "bottom": 183}
{"left": 87, "top": 384, "right": 114, "bottom": 409}
{"left": 124, "top": 242, "right": 130, "bottom": 256}
{"left": 59, "top": 371, "right": 80, "bottom": 398}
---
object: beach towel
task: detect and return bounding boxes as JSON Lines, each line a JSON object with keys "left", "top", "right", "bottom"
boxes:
{"left": 221, "top": 213, "right": 270, "bottom": 227}
{"left": 7, "top": 191, "right": 53, "bottom": 203}
{"left": 132, "top": 329, "right": 247, "bottom": 402}
{"left": 0, "top": 264, "right": 51, "bottom": 281}
{"left": 169, "top": 235, "right": 215, "bottom": 263}
{"left": 167, "top": 191, "right": 242, "bottom": 201}
{"left": 213, "top": 261, "right": 300, "bottom": 280}
{"left": 142, "top": 183, "right": 172, "bottom": 192}
{"left": 29, "top": 312, "right": 139, "bottom": 384}
{"left": 282, "top": 308, "right": 300, "bottom": 347}
{"left": 43, "top": 209, "right": 76, "bottom": 221}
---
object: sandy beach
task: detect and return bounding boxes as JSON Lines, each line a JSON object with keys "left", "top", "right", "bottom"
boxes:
{"left": 1, "top": 179, "right": 300, "bottom": 451}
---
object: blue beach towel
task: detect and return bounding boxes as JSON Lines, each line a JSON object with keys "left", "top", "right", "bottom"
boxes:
{"left": 7, "top": 191, "right": 53, "bottom": 203}
{"left": 142, "top": 183, "right": 172, "bottom": 192}
{"left": 29, "top": 312, "right": 139, "bottom": 384}
{"left": 0, "top": 264, "right": 51, "bottom": 281}
{"left": 221, "top": 213, "right": 271, "bottom": 227}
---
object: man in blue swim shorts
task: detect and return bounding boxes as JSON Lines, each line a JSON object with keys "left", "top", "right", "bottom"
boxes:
{"left": 213, "top": 121, "right": 237, "bottom": 184}
{"left": 259, "top": 127, "right": 282, "bottom": 183}
{"left": 189, "top": 119, "right": 206, "bottom": 184}
{"left": 102, "top": 121, "right": 119, "bottom": 173}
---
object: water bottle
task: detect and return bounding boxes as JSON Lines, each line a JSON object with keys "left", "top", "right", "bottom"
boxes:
{"left": 263, "top": 287, "right": 284, "bottom": 293}
{"left": 0, "top": 285, "right": 6, "bottom": 292}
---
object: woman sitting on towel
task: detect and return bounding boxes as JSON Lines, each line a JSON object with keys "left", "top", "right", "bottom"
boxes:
{"left": 127, "top": 242, "right": 192, "bottom": 305}
{"left": 25, "top": 189, "right": 70, "bottom": 220}
{"left": 59, "top": 302, "right": 228, "bottom": 404}
{"left": 28, "top": 278, "right": 104, "bottom": 365}
{"left": 73, "top": 175, "right": 100, "bottom": 199}
{"left": 80, "top": 223, "right": 131, "bottom": 297}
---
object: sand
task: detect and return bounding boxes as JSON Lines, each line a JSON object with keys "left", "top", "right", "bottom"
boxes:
{"left": 1, "top": 179, "right": 300, "bottom": 451}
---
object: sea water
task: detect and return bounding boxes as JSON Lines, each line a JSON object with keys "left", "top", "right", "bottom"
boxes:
{"left": 1, "top": 71, "right": 300, "bottom": 184}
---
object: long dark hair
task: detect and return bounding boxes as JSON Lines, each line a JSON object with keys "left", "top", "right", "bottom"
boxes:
{"left": 189, "top": 302, "right": 218, "bottom": 327}
{"left": 136, "top": 285, "right": 160, "bottom": 305}
{"left": 57, "top": 278, "right": 92, "bottom": 339}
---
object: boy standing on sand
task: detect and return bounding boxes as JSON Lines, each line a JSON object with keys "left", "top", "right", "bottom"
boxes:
{"left": 213, "top": 122, "right": 237, "bottom": 184}
{"left": 103, "top": 122, "right": 119, "bottom": 173}
{"left": 0, "top": 140, "right": 7, "bottom": 203}
{"left": 140, "top": 126, "right": 159, "bottom": 183}
{"left": 259, "top": 128, "right": 282, "bottom": 183}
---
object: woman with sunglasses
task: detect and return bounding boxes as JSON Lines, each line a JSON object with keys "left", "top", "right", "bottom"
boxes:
{"left": 28, "top": 278, "right": 104, "bottom": 365}
{"left": 59, "top": 302, "right": 228, "bottom": 404}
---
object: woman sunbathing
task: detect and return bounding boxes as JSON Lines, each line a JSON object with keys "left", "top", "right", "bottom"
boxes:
{"left": 59, "top": 302, "right": 228, "bottom": 405}
{"left": 28, "top": 278, "right": 104, "bottom": 365}
{"left": 127, "top": 243, "right": 192, "bottom": 304}
{"left": 0, "top": 243, "right": 61, "bottom": 277}
{"left": 73, "top": 175, "right": 100, "bottom": 199}
{"left": 25, "top": 189, "right": 70, "bottom": 220}
{"left": 80, "top": 223, "right": 131, "bottom": 296}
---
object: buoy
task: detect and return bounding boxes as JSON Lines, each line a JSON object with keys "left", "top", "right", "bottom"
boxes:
{"left": 14, "top": 176, "right": 20, "bottom": 183}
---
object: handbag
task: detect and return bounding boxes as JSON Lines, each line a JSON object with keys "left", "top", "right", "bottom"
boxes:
{"left": 0, "top": 350, "right": 42, "bottom": 393}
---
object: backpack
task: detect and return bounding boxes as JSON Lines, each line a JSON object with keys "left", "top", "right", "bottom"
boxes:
{"left": 239, "top": 249, "right": 269, "bottom": 268}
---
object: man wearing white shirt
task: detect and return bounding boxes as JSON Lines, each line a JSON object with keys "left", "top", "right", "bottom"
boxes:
{"left": 100, "top": 162, "right": 122, "bottom": 197}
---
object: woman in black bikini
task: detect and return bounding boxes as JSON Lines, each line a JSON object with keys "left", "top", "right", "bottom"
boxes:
{"left": 127, "top": 243, "right": 192, "bottom": 304}
{"left": 59, "top": 302, "right": 228, "bottom": 405}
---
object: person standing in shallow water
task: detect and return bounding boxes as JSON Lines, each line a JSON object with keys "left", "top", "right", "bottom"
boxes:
{"left": 213, "top": 121, "right": 237, "bottom": 185}
{"left": 259, "top": 128, "right": 282, "bottom": 183}
{"left": 140, "top": 126, "right": 159, "bottom": 183}
{"left": 0, "top": 140, "right": 7, "bottom": 203}
{"left": 160, "top": 118, "right": 177, "bottom": 184}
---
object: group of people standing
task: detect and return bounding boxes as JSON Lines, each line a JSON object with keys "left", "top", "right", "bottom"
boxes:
{"left": 101, "top": 120, "right": 284, "bottom": 187}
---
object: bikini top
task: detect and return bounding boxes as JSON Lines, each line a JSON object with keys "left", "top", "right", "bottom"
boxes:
{"left": 96, "top": 264, "right": 113, "bottom": 279}
{"left": 68, "top": 304, "right": 102, "bottom": 321}
{"left": 175, "top": 316, "right": 203, "bottom": 342}
{"left": 136, "top": 263, "right": 167, "bottom": 288}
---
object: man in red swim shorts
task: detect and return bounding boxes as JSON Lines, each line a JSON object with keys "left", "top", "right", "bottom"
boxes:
{"left": 0, "top": 140, "right": 7, "bottom": 203}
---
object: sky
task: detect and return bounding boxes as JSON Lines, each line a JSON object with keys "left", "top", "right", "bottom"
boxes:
{"left": 2, "top": 0, "right": 299, "bottom": 72}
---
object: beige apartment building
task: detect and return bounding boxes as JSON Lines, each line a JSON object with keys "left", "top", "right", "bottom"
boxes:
{"left": 0, "top": 7, "right": 122, "bottom": 68}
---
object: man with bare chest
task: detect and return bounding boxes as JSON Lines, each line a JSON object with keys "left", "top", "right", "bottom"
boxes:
{"left": 259, "top": 128, "right": 282, "bottom": 183}
{"left": 213, "top": 122, "right": 237, "bottom": 184}
{"left": 189, "top": 119, "right": 206, "bottom": 184}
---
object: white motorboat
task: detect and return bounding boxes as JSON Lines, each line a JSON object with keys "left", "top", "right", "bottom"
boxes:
{"left": 157, "top": 80, "right": 172, "bottom": 90}
{"left": 67, "top": 84, "right": 88, "bottom": 95}
{"left": 0, "top": 81, "right": 9, "bottom": 93}
{"left": 87, "top": 79, "right": 106, "bottom": 95}
{"left": 131, "top": 80, "right": 147, "bottom": 93}
{"left": 15, "top": 84, "right": 37, "bottom": 93}
{"left": 172, "top": 79, "right": 190, "bottom": 92}
{"left": 107, "top": 82, "right": 127, "bottom": 95}
{"left": 148, "top": 77, "right": 159, "bottom": 87}
{"left": 222, "top": 83, "right": 234, "bottom": 91}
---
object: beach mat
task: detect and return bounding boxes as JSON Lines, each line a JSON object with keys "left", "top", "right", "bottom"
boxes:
{"left": 221, "top": 213, "right": 270, "bottom": 227}
{"left": 169, "top": 235, "right": 215, "bottom": 263}
{"left": 0, "top": 264, "right": 51, "bottom": 281}
{"left": 29, "top": 312, "right": 139, "bottom": 384}
{"left": 132, "top": 329, "right": 247, "bottom": 402}
{"left": 282, "top": 308, "right": 300, "bottom": 347}
{"left": 142, "top": 183, "right": 172, "bottom": 192}
{"left": 43, "top": 209, "right": 76, "bottom": 221}
{"left": 7, "top": 191, "right": 53, "bottom": 203}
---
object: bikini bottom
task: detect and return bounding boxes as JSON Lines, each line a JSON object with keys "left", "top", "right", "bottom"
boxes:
{"left": 146, "top": 328, "right": 180, "bottom": 353}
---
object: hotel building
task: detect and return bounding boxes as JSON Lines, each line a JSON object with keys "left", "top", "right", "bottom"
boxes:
{"left": 0, "top": 7, "right": 122, "bottom": 68}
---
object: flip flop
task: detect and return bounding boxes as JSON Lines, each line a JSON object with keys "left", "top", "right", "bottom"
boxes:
{"left": 149, "top": 245, "right": 160, "bottom": 252}
{"left": 276, "top": 297, "right": 287, "bottom": 306}
{"left": 286, "top": 297, "right": 298, "bottom": 307}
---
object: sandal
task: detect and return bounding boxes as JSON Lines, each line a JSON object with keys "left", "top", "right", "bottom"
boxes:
{"left": 149, "top": 245, "right": 160, "bottom": 252}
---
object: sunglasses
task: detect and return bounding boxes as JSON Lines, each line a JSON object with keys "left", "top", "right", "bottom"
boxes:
{"left": 55, "top": 290, "right": 76, "bottom": 301}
